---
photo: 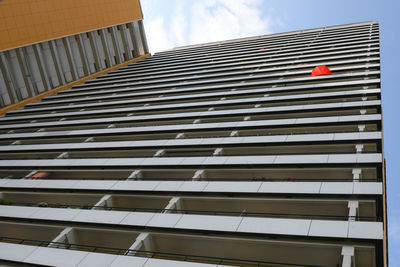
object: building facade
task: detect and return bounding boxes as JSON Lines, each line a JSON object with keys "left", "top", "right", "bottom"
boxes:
{"left": 0, "top": 0, "right": 149, "bottom": 108}
{"left": 0, "top": 21, "right": 387, "bottom": 266}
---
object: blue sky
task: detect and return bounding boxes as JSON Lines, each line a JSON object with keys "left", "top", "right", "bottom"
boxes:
{"left": 141, "top": 0, "right": 400, "bottom": 264}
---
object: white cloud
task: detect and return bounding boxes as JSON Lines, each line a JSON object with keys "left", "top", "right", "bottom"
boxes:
{"left": 144, "top": 16, "right": 171, "bottom": 54}
{"left": 143, "top": 0, "right": 275, "bottom": 53}
{"left": 171, "top": 3, "right": 187, "bottom": 46}
{"left": 189, "top": 0, "right": 271, "bottom": 45}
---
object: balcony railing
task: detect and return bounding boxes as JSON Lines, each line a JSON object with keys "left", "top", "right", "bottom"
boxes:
{"left": 0, "top": 201, "right": 381, "bottom": 222}
{"left": 0, "top": 236, "right": 332, "bottom": 267}
{"left": 4, "top": 177, "right": 380, "bottom": 182}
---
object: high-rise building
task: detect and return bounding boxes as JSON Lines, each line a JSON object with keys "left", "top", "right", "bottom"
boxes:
{"left": 0, "top": 21, "right": 386, "bottom": 267}
{"left": 0, "top": 0, "right": 149, "bottom": 109}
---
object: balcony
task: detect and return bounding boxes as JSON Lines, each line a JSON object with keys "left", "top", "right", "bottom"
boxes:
{"left": 0, "top": 221, "right": 378, "bottom": 267}
{"left": 0, "top": 192, "right": 102, "bottom": 208}
{"left": 0, "top": 191, "right": 378, "bottom": 222}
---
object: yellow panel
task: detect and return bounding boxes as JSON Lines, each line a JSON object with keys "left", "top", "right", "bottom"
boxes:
{"left": 0, "top": 0, "right": 143, "bottom": 51}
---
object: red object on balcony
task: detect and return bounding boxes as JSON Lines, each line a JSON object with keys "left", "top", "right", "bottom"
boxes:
{"left": 30, "top": 171, "right": 49, "bottom": 179}
{"left": 311, "top": 65, "right": 331, "bottom": 76}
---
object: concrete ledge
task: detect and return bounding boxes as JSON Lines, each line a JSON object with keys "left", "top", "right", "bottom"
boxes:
{"left": 0, "top": 180, "right": 383, "bottom": 195}
{"left": 0, "top": 205, "right": 384, "bottom": 240}
{"left": 0, "top": 242, "right": 218, "bottom": 267}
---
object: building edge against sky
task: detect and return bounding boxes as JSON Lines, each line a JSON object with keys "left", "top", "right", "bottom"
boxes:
{"left": 0, "top": 8, "right": 388, "bottom": 267}
{"left": 0, "top": 0, "right": 149, "bottom": 108}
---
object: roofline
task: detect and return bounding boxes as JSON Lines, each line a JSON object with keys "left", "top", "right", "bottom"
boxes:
{"left": 161, "top": 21, "right": 378, "bottom": 53}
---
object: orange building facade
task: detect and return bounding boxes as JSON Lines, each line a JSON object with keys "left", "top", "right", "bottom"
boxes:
{"left": 0, "top": 0, "right": 149, "bottom": 107}
{"left": 0, "top": 0, "right": 143, "bottom": 51}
